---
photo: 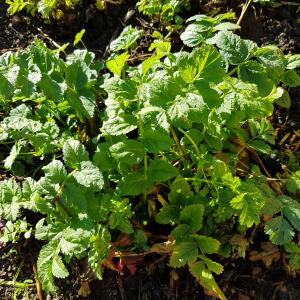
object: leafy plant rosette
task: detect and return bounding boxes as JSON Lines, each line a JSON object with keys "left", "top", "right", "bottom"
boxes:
{"left": 1, "top": 14, "right": 300, "bottom": 299}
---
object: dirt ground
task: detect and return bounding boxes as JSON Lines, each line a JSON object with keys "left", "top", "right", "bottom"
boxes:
{"left": 0, "top": 0, "right": 300, "bottom": 299}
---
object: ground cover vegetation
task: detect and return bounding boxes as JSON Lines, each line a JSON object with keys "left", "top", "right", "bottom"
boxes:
{"left": 0, "top": 0, "right": 300, "bottom": 299}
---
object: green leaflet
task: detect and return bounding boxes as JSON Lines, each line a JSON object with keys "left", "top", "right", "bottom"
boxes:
{"left": 106, "top": 52, "right": 130, "bottom": 77}
{"left": 37, "top": 241, "right": 69, "bottom": 293}
{"left": 110, "top": 26, "right": 144, "bottom": 52}
{"left": 118, "top": 172, "right": 151, "bottom": 196}
{"left": 156, "top": 205, "right": 181, "bottom": 224}
{"left": 147, "top": 160, "right": 178, "bottom": 182}
{"left": 264, "top": 196, "right": 300, "bottom": 245}
{"left": 42, "top": 160, "right": 67, "bottom": 184}
{"left": 73, "top": 161, "right": 104, "bottom": 191}
{"left": 180, "top": 13, "right": 239, "bottom": 47}
{"left": 265, "top": 216, "right": 294, "bottom": 245}
{"left": 194, "top": 235, "right": 221, "bottom": 254}
{"left": 180, "top": 204, "right": 204, "bottom": 232}
{"left": 170, "top": 242, "right": 199, "bottom": 267}
{"left": 137, "top": 0, "right": 190, "bottom": 23}
{"left": 0, "top": 178, "right": 23, "bottom": 221}
{"left": 110, "top": 140, "right": 145, "bottom": 166}
{"left": 208, "top": 31, "right": 256, "bottom": 65}
{"left": 63, "top": 140, "right": 89, "bottom": 169}
{"left": 189, "top": 260, "right": 226, "bottom": 300}
{"left": 284, "top": 242, "right": 300, "bottom": 269}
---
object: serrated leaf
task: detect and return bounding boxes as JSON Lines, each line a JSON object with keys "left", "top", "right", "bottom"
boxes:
{"left": 42, "top": 160, "right": 67, "bottom": 184}
{"left": 110, "top": 26, "right": 144, "bottom": 52}
{"left": 3, "top": 140, "right": 23, "bottom": 170}
{"left": 110, "top": 140, "right": 145, "bottom": 166}
{"left": 102, "top": 115, "right": 137, "bottom": 136}
{"left": 210, "top": 31, "right": 255, "bottom": 65}
{"left": 265, "top": 216, "right": 294, "bottom": 245}
{"left": 88, "top": 226, "right": 111, "bottom": 279}
{"left": 73, "top": 161, "right": 104, "bottom": 191}
{"left": 238, "top": 60, "right": 274, "bottom": 96}
{"left": 180, "top": 204, "right": 204, "bottom": 232}
{"left": 230, "top": 191, "right": 264, "bottom": 227}
{"left": 52, "top": 254, "right": 69, "bottom": 278}
{"left": 189, "top": 261, "right": 226, "bottom": 300}
{"left": 214, "top": 22, "right": 240, "bottom": 31}
{"left": 38, "top": 75, "right": 66, "bottom": 101}
{"left": 108, "top": 198, "right": 133, "bottom": 234}
{"left": 255, "top": 46, "right": 285, "bottom": 78}
{"left": 248, "top": 139, "right": 271, "bottom": 154}
{"left": 286, "top": 171, "right": 300, "bottom": 193}
{"left": 282, "top": 70, "right": 300, "bottom": 87}
{"left": 118, "top": 172, "right": 152, "bottom": 196}
{"left": 137, "top": 107, "right": 170, "bottom": 133}
{"left": 170, "top": 242, "right": 198, "bottom": 267}
{"left": 155, "top": 205, "right": 181, "bottom": 225}
{"left": 141, "top": 129, "right": 174, "bottom": 153}
{"left": 93, "top": 142, "right": 115, "bottom": 172}
{"left": 168, "top": 93, "right": 208, "bottom": 128}
{"left": 275, "top": 88, "right": 291, "bottom": 108}
{"left": 37, "top": 242, "right": 59, "bottom": 292}
{"left": 63, "top": 140, "right": 89, "bottom": 169}
{"left": 106, "top": 52, "right": 130, "bottom": 77}
{"left": 147, "top": 160, "right": 178, "bottom": 182}
{"left": 170, "top": 224, "right": 194, "bottom": 243}
{"left": 102, "top": 77, "right": 137, "bottom": 101}
{"left": 66, "top": 88, "right": 96, "bottom": 121}
{"left": 180, "top": 23, "right": 211, "bottom": 47}
{"left": 194, "top": 235, "right": 220, "bottom": 254}
{"left": 283, "top": 206, "right": 300, "bottom": 231}
{"left": 285, "top": 54, "right": 300, "bottom": 69}
{"left": 199, "top": 254, "right": 224, "bottom": 274}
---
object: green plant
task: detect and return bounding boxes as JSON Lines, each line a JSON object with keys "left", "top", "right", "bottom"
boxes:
{"left": 5, "top": 0, "right": 106, "bottom": 19}
{"left": 253, "top": 0, "right": 278, "bottom": 4}
{"left": 137, "top": 0, "right": 191, "bottom": 24}
{"left": 1, "top": 15, "right": 300, "bottom": 299}
{"left": 109, "top": 26, "right": 144, "bottom": 53}
{"left": 180, "top": 12, "right": 241, "bottom": 47}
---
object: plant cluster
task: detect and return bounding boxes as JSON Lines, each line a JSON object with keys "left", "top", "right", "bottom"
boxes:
{"left": 1, "top": 11, "right": 300, "bottom": 299}
{"left": 5, "top": 0, "right": 108, "bottom": 19}
{"left": 136, "top": 0, "right": 191, "bottom": 24}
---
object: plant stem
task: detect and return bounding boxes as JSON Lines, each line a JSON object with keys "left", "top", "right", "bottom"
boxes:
{"left": 228, "top": 66, "right": 238, "bottom": 77}
{"left": 237, "top": 0, "right": 253, "bottom": 26}
{"left": 0, "top": 281, "right": 35, "bottom": 287}
{"left": 280, "top": 1, "right": 300, "bottom": 5}
{"left": 143, "top": 154, "right": 148, "bottom": 204}
{"left": 171, "top": 128, "right": 186, "bottom": 160}
{"left": 178, "top": 128, "right": 201, "bottom": 157}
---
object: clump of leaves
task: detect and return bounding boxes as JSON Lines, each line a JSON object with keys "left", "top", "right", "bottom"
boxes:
{"left": 180, "top": 12, "right": 241, "bottom": 47}
{"left": 109, "top": 26, "right": 144, "bottom": 53}
{"left": 1, "top": 13, "right": 300, "bottom": 300}
{"left": 253, "top": 0, "right": 278, "bottom": 5}
{"left": 5, "top": 0, "right": 106, "bottom": 19}
{"left": 137, "top": 0, "right": 191, "bottom": 24}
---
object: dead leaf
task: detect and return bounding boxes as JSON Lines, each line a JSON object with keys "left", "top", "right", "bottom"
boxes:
{"left": 230, "top": 234, "right": 248, "bottom": 258}
{"left": 150, "top": 241, "right": 175, "bottom": 254}
{"left": 250, "top": 242, "right": 281, "bottom": 267}
{"left": 78, "top": 281, "right": 91, "bottom": 297}
{"left": 251, "top": 266, "right": 262, "bottom": 277}
{"left": 112, "top": 234, "right": 133, "bottom": 248}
